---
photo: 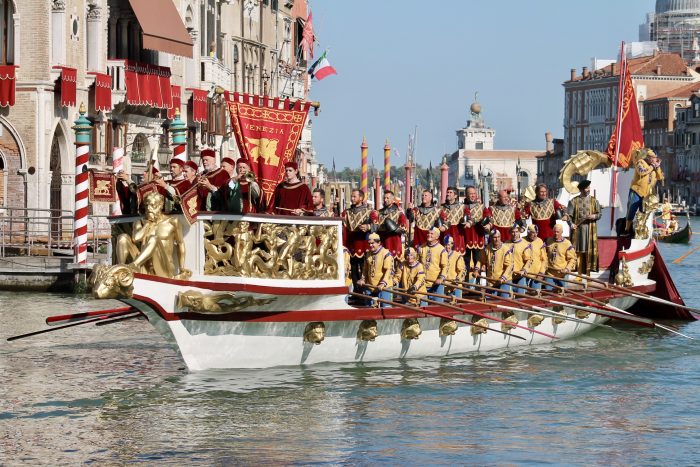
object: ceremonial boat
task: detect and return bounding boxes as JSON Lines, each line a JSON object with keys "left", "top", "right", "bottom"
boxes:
{"left": 654, "top": 216, "right": 692, "bottom": 244}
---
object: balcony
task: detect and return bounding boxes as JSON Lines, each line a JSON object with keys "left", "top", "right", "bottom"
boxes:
{"left": 107, "top": 59, "right": 127, "bottom": 106}
{"left": 200, "top": 56, "right": 232, "bottom": 90}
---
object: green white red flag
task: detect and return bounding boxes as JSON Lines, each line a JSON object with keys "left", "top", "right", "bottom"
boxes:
{"left": 308, "top": 51, "right": 337, "bottom": 81}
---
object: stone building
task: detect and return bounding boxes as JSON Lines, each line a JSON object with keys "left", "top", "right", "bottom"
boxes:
{"left": 0, "top": 0, "right": 320, "bottom": 227}
{"left": 535, "top": 132, "right": 565, "bottom": 198}
{"left": 447, "top": 98, "right": 541, "bottom": 201}
{"left": 563, "top": 52, "right": 699, "bottom": 159}
{"left": 641, "top": 0, "right": 700, "bottom": 64}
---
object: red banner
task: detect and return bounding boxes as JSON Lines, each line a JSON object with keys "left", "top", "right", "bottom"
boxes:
{"left": 0, "top": 65, "right": 16, "bottom": 107}
{"left": 179, "top": 186, "right": 200, "bottom": 225}
{"left": 190, "top": 89, "right": 208, "bottom": 123}
{"left": 136, "top": 182, "right": 159, "bottom": 206}
{"left": 88, "top": 170, "right": 117, "bottom": 203}
{"left": 606, "top": 57, "right": 644, "bottom": 168}
{"left": 54, "top": 67, "right": 77, "bottom": 107}
{"left": 89, "top": 72, "right": 112, "bottom": 112}
{"left": 226, "top": 92, "right": 311, "bottom": 205}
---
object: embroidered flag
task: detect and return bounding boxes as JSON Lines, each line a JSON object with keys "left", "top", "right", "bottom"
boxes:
{"left": 88, "top": 170, "right": 117, "bottom": 203}
{"left": 179, "top": 186, "right": 200, "bottom": 225}
{"left": 606, "top": 47, "right": 644, "bottom": 168}
{"left": 308, "top": 50, "right": 337, "bottom": 81}
{"left": 300, "top": 11, "right": 315, "bottom": 59}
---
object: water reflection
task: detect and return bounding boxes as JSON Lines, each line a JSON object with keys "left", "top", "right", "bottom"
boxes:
{"left": 2, "top": 226, "right": 700, "bottom": 464}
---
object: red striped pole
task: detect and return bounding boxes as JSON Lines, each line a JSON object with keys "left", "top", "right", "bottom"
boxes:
{"left": 111, "top": 146, "right": 124, "bottom": 215}
{"left": 72, "top": 103, "right": 92, "bottom": 265}
{"left": 360, "top": 136, "right": 368, "bottom": 195}
{"left": 383, "top": 140, "right": 391, "bottom": 191}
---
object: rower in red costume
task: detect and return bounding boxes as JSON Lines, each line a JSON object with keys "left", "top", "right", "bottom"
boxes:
{"left": 196, "top": 149, "right": 230, "bottom": 211}
{"left": 374, "top": 190, "right": 409, "bottom": 258}
{"left": 269, "top": 161, "right": 312, "bottom": 215}
{"left": 439, "top": 186, "right": 468, "bottom": 253}
{"left": 462, "top": 185, "right": 491, "bottom": 272}
{"left": 406, "top": 189, "right": 445, "bottom": 248}
{"left": 235, "top": 157, "right": 261, "bottom": 213}
{"left": 523, "top": 183, "right": 567, "bottom": 241}
{"left": 490, "top": 190, "right": 521, "bottom": 242}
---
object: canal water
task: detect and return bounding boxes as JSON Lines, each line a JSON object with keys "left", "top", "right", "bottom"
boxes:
{"left": 2, "top": 222, "right": 700, "bottom": 465}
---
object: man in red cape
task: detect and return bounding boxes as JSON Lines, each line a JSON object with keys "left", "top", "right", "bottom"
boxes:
{"left": 269, "top": 161, "right": 312, "bottom": 215}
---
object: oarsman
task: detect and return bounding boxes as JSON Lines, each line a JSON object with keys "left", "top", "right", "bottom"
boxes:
{"left": 567, "top": 179, "right": 601, "bottom": 274}
{"left": 235, "top": 157, "right": 261, "bottom": 213}
{"left": 375, "top": 190, "right": 409, "bottom": 258}
{"left": 476, "top": 229, "right": 513, "bottom": 297}
{"left": 395, "top": 247, "right": 427, "bottom": 306}
{"left": 407, "top": 190, "right": 444, "bottom": 248}
{"left": 310, "top": 188, "right": 333, "bottom": 217}
{"left": 210, "top": 157, "right": 243, "bottom": 213}
{"left": 490, "top": 190, "right": 521, "bottom": 242}
{"left": 270, "top": 161, "right": 313, "bottom": 215}
{"left": 625, "top": 149, "right": 664, "bottom": 235}
{"left": 523, "top": 184, "right": 567, "bottom": 241}
{"left": 509, "top": 225, "right": 533, "bottom": 295}
{"left": 443, "top": 235, "right": 466, "bottom": 298}
{"left": 439, "top": 186, "right": 468, "bottom": 254}
{"left": 661, "top": 198, "right": 672, "bottom": 231}
{"left": 418, "top": 227, "right": 448, "bottom": 302}
{"left": 463, "top": 185, "right": 491, "bottom": 279}
{"left": 525, "top": 224, "right": 547, "bottom": 290}
{"left": 342, "top": 189, "right": 373, "bottom": 288}
{"left": 196, "top": 149, "right": 230, "bottom": 211}
{"left": 357, "top": 233, "right": 393, "bottom": 307}
{"left": 545, "top": 224, "right": 577, "bottom": 290}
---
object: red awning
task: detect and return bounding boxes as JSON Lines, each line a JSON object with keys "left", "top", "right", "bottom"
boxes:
{"left": 0, "top": 65, "right": 17, "bottom": 107}
{"left": 128, "top": 0, "right": 193, "bottom": 58}
{"left": 168, "top": 85, "right": 181, "bottom": 119}
{"left": 53, "top": 66, "right": 76, "bottom": 107}
{"left": 88, "top": 72, "right": 112, "bottom": 112}
{"left": 188, "top": 89, "right": 208, "bottom": 123}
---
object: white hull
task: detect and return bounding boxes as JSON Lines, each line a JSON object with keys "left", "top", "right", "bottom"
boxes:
{"left": 126, "top": 295, "right": 638, "bottom": 370}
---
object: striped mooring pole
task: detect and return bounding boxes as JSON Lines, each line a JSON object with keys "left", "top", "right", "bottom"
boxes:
{"left": 72, "top": 103, "right": 92, "bottom": 265}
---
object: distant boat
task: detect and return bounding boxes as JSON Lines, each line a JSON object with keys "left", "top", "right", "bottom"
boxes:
{"left": 655, "top": 216, "right": 692, "bottom": 244}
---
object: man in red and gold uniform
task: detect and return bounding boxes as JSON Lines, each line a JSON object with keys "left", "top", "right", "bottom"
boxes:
{"left": 196, "top": 149, "right": 230, "bottom": 211}
{"left": 270, "top": 161, "right": 313, "bottom": 215}
{"left": 310, "top": 188, "right": 333, "bottom": 217}
{"left": 375, "top": 190, "right": 408, "bottom": 258}
{"left": 407, "top": 190, "right": 444, "bottom": 248}
{"left": 342, "top": 189, "right": 373, "bottom": 288}
{"left": 490, "top": 190, "right": 520, "bottom": 242}
{"left": 523, "top": 184, "right": 566, "bottom": 241}
{"left": 463, "top": 185, "right": 491, "bottom": 278}
{"left": 439, "top": 186, "right": 467, "bottom": 254}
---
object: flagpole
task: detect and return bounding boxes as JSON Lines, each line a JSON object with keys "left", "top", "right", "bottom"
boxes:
{"left": 610, "top": 41, "right": 626, "bottom": 230}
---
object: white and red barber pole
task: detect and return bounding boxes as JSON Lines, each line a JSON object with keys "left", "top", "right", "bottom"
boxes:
{"left": 172, "top": 142, "right": 186, "bottom": 163}
{"left": 111, "top": 147, "right": 124, "bottom": 215}
{"left": 72, "top": 105, "right": 92, "bottom": 265}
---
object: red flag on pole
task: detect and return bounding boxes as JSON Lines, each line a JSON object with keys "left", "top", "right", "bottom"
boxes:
{"left": 300, "top": 11, "right": 315, "bottom": 59}
{"left": 606, "top": 48, "right": 644, "bottom": 169}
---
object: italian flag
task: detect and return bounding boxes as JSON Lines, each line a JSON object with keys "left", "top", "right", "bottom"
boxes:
{"left": 308, "top": 51, "right": 337, "bottom": 81}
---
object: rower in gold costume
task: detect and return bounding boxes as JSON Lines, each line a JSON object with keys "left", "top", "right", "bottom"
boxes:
{"left": 509, "top": 225, "right": 532, "bottom": 295}
{"left": 525, "top": 224, "right": 547, "bottom": 290}
{"left": 443, "top": 235, "right": 466, "bottom": 298}
{"left": 395, "top": 247, "right": 427, "bottom": 306}
{"left": 357, "top": 233, "right": 394, "bottom": 307}
{"left": 545, "top": 224, "right": 577, "bottom": 290}
{"left": 418, "top": 227, "right": 448, "bottom": 303}
{"left": 476, "top": 229, "right": 513, "bottom": 297}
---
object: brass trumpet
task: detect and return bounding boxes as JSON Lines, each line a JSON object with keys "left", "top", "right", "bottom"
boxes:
{"left": 240, "top": 171, "right": 256, "bottom": 183}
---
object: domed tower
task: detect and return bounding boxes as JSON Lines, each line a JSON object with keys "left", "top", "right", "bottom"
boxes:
{"left": 456, "top": 93, "right": 495, "bottom": 151}
{"left": 651, "top": 0, "right": 700, "bottom": 62}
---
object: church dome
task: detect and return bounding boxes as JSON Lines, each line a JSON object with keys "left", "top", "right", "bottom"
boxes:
{"left": 656, "top": 0, "right": 700, "bottom": 14}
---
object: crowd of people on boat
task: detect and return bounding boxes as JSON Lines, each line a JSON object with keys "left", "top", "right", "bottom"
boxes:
{"left": 114, "top": 147, "right": 667, "bottom": 307}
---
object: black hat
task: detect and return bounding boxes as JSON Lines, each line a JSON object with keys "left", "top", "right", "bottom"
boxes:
{"left": 578, "top": 179, "right": 591, "bottom": 190}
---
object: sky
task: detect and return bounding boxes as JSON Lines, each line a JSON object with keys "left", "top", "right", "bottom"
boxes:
{"left": 306, "top": 0, "right": 656, "bottom": 171}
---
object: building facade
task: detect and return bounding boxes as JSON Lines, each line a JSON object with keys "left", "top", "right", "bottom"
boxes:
{"left": 447, "top": 98, "right": 540, "bottom": 201}
{"left": 641, "top": 0, "right": 700, "bottom": 64}
{"left": 563, "top": 52, "right": 699, "bottom": 159}
{"left": 0, "top": 0, "right": 321, "bottom": 225}
{"left": 535, "top": 132, "right": 565, "bottom": 198}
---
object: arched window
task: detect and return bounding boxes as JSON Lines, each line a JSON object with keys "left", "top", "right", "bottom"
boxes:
{"left": 131, "top": 133, "right": 150, "bottom": 164}
{"left": 0, "top": 0, "right": 15, "bottom": 65}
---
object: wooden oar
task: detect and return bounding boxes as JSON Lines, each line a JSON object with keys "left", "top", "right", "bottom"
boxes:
{"left": 388, "top": 286, "right": 556, "bottom": 339}
{"left": 569, "top": 271, "right": 700, "bottom": 317}
{"left": 94, "top": 312, "right": 143, "bottom": 327}
{"left": 349, "top": 291, "right": 524, "bottom": 340}
{"left": 46, "top": 306, "right": 136, "bottom": 325}
{"left": 672, "top": 245, "right": 700, "bottom": 264}
{"left": 475, "top": 277, "right": 654, "bottom": 328}
{"left": 446, "top": 281, "right": 620, "bottom": 331}
{"left": 7, "top": 310, "right": 137, "bottom": 342}
{"left": 527, "top": 275, "right": 693, "bottom": 339}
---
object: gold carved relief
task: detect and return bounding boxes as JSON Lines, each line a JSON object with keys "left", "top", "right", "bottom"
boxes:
{"left": 176, "top": 290, "right": 276, "bottom": 314}
{"left": 91, "top": 264, "right": 135, "bottom": 299}
{"left": 638, "top": 256, "right": 655, "bottom": 275}
{"left": 470, "top": 318, "right": 490, "bottom": 336}
{"left": 439, "top": 318, "right": 458, "bottom": 336}
{"left": 615, "top": 257, "right": 634, "bottom": 287}
{"left": 203, "top": 220, "right": 339, "bottom": 280}
{"left": 357, "top": 320, "right": 379, "bottom": 341}
{"left": 401, "top": 318, "right": 422, "bottom": 340}
{"left": 304, "top": 322, "right": 326, "bottom": 344}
